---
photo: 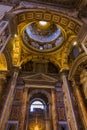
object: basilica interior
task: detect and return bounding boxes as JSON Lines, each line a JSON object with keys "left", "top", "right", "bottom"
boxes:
{"left": 0, "top": 0, "right": 87, "bottom": 130}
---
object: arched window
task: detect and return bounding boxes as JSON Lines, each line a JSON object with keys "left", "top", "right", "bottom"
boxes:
{"left": 30, "top": 100, "right": 45, "bottom": 112}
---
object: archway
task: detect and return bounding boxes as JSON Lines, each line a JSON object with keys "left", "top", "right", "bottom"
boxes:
{"left": 27, "top": 90, "right": 51, "bottom": 130}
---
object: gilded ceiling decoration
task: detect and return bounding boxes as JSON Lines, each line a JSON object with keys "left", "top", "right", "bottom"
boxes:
{"left": 12, "top": 36, "right": 21, "bottom": 66}
{"left": 0, "top": 1, "right": 85, "bottom": 71}
{"left": 0, "top": 54, "right": 7, "bottom": 70}
{"left": 69, "top": 53, "right": 87, "bottom": 81}
{"left": 16, "top": 10, "right": 81, "bottom": 35}
{"left": 11, "top": 9, "right": 82, "bottom": 70}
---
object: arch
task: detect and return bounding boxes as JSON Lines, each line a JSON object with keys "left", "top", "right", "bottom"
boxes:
{"left": 28, "top": 89, "right": 51, "bottom": 104}
{"left": 30, "top": 98, "right": 46, "bottom": 106}
{"left": 30, "top": 99, "right": 45, "bottom": 112}
{"left": 13, "top": 8, "right": 82, "bottom": 35}
{"left": 69, "top": 53, "right": 87, "bottom": 80}
{"left": 20, "top": 54, "right": 61, "bottom": 72}
{"left": 28, "top": 89, "right": 50, "bottom": 130}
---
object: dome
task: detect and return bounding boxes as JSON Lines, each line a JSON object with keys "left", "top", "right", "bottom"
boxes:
{"left": 22, "top": 21, "right": 64, "bottom": 52}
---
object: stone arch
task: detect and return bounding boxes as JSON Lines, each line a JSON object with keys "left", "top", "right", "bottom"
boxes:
{"left": 13, "top": 8, "right": 82, "bottom": 34}
{"left": 28, "top": 89, "right": 51, "bottom": 104}
{"left": 69, "top": 53, "right": 87, "bottom": 80}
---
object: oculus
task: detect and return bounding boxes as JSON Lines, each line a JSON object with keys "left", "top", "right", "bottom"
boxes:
{"left": 39, "top": 21, "right": 48, "bottom": 26}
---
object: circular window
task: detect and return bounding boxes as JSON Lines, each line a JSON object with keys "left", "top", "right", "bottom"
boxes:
{"left": 22, "top": 21, "right": 64, "bottom": 52}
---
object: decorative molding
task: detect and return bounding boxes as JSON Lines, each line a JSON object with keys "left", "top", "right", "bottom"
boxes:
{"left": 14, "top": 9, "right": 82, "bottom": 35}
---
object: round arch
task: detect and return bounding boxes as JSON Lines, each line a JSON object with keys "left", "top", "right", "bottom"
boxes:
{"left": 29, "top": 98, "right": 46, "bottom": 112}
{"left": 13, "top": 8, "right": 82, "bottom": 32}
{"left": 28, "top": 89, "right": 51, "bottom": 104}
{"left": 69, "top": 53, "right": 87, "bottom": 80}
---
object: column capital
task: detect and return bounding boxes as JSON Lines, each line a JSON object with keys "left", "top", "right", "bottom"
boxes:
{"left": 59, "top": 69, "right": 69, "bottom": 79}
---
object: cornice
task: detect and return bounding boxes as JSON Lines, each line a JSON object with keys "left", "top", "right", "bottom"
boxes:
{"left": 12, "top": 8, "right": 83, "bottom": 26}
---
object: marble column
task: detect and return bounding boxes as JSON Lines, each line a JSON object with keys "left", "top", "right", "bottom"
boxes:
{"left": 48, "top": 103, "right": 52, "bottom": 130}
{"left": 61, "top": 71, "right": 78, "bottom": 130}
{"left": 72, "top": 80, "right": 87, "bottom": 130}
{"left": 19, "top": 88, "right": 28, "bottom": 130}
{"left": 0, "top": 67, "right": 19, "bottom": 130}
{"left": 0, "top": 72, "right": 7, "bottom": 98}
{"left": 51, "top": 89, "right": 58, "bottom": 130}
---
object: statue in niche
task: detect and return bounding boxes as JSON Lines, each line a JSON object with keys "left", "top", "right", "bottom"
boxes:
{"left": 80, "top": 69, "right": 87, "bottom": 99}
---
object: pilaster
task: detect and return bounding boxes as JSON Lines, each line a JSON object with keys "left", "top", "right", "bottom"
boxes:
{"left": 72, "top": 80, "right": 87, "bottom": 130}
{"left": 51, "top": 89, "right": 58, "bottom": 130}
{"left": 0, "top": 67, "right": 20, "bottom": 130}
{"left": 60, "top": 70, "right": 78, "bottom": 130}
{"left": 19, "top": 88, "right": 28, "bottom": 130}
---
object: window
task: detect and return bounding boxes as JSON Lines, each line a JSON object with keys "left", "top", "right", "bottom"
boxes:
{"left": 73, "top": 46, "right": 80, "bottom": 58}
{"left": 30, "top": 100, "right": 45, "bottom": 112}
